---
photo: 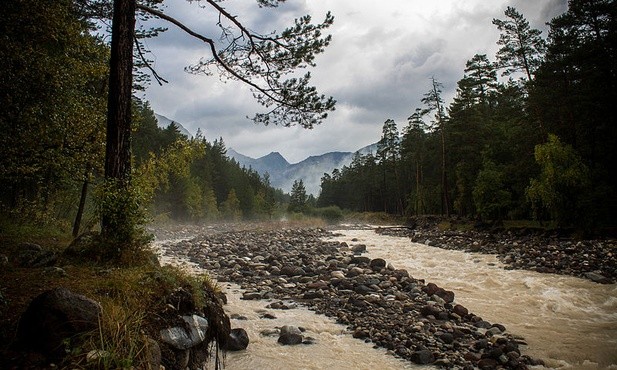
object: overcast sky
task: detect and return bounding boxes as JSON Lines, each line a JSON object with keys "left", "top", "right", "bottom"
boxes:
{"left": 140, "top": 0, "right": 567, "bottom": 163}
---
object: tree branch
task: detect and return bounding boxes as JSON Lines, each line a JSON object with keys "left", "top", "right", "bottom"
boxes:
{"left": 133, "top": 34, "right": 168, "bottom": 85}
{"left": 136, "top": 3, "right": 287, "bottom": 106}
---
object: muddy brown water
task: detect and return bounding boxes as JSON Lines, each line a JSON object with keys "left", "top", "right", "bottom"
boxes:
{"left": 157, "top": 227, "right": 617, "bottom": 370}
{"left": 331, "top": 229, "right": 617, "bottom": 370}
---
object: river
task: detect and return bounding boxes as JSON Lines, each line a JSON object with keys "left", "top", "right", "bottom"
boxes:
{"left": 157, "top": 227, "right": 617, "bottom": 370}
{"left": 330, "top": 228, "right": 617, "bottom": 370}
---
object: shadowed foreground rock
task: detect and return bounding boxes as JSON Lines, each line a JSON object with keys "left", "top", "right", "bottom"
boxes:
{"left": 15, "top": 288, "right": 101, "bottom": 359}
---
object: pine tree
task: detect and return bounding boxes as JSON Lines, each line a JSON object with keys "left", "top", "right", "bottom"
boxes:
{"left": 493, "top": 7, "right": 546, "bottom": 81}
{"left": 288, "top": 179, "right": 308, "bottom": 213}
{"left": 421, "top": 77, "right": 451, "bottom": 216}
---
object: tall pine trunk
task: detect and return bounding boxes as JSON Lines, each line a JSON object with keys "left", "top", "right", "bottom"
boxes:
{"left": 440, "top": 127, "right": 451, "bottom": 217}
{"left": 102, "top": 0, "right": 135, "bottom": 238}
{"left": 72, "top": 166, "right": 90, "bottom": 238}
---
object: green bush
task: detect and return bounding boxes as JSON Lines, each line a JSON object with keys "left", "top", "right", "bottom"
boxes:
{"left": 312, "top": 206, "right": 344, "bottom": 224}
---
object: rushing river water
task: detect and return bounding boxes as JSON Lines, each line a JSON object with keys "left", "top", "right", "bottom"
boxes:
{"left": 331, "top": 229, "right": 617, "bottom": 370}
{"left": 158, "top": 227, "right": 617, "bottom": 370}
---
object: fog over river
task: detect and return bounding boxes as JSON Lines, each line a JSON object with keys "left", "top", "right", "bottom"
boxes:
{"left": 158, "top": 227, "right": 617, "bottom": 370}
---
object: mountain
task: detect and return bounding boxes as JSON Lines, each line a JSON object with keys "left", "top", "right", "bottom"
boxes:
{"left": 154, "top": 113, "right": 192, "bottom": 138}
{"left": 228, "top": 149, "right": 290, "bottom": 176}
{"left": 228, "top": 143, "right": 379, "bottom": 195}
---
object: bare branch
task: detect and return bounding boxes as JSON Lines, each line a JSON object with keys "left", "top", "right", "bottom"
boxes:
{"left": 133, "top": 34, "right": 168, "bottom": 85}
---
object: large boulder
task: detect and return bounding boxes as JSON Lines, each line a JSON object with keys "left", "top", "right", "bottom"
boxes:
{"left": 15, "top": 288, "right": 101, "bottom": 359}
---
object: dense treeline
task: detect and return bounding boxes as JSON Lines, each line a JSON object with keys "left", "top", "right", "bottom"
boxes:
{"left": 0, "top": 0, "right": 284, "bottom": 236}
{"left": 319, "top": 1, "right": 617, "bottom": 233}
{"left": 133, "top": 101, "right": 284, "bottom": 222}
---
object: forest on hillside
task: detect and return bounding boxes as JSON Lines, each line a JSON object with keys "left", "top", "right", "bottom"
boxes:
{"left": 318, "top": 2, "right": 616, "bottom": 234}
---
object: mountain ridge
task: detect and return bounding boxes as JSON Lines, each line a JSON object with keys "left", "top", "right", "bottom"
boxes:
{"left": 228, "top": 143, "right": 378, "bottom": 195}
{"left": 152, "top": 112, "right": 378, "bottom": 195}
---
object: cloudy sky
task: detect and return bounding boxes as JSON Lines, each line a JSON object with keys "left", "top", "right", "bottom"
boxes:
{"left": 140, "top": 0, "right": 567, "bottom": 163}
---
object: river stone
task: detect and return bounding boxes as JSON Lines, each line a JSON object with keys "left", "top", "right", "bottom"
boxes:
{"left": 303, "top": 291, "right": 324, "bottom": 299}
{"left": 225, "top": 328, "right": 249, "bottom": 351}
{"left": 424, "top": 282, "right": 441, "bottom": 296}
{"left": 435, "top": 289, "right": 455, "bottom": 303}
{"left": 477, "top": 358, "right": 499, "bottom": 369}
{"left": 351, "top": 244, "right": 367, "bottom": 254}
{"left": 438, "top": 332, "right": 454, "bottom": 344}
{"left": 420, "top": 304, "right": 442, "bottom": 318}
{"left": 350, "top": 256, "right": 371, "bottom": 265}
{"left": 411, "top": 349, "right": 435, "bottom": 364}
{"left": 278, "top": 325, "right": 303, "bottom": 345}
{"left": 331, "top": 270, "right": 345, "bottom": 279}
{"left": 369, "top": 258, "right": 387, "bottom": 271}
{"left": 585, "top": 271, "right": 611, "bottom": 284}
{"left": 242, "top": 292, "right": 262, "bottom": 300}
{"left": 280, "top": 265, "right": 305, "bottom": 276}
{"left": 474, "top": 320, "right": 492, "bottom": 329}
{"left": 160, "top": 315, "right": 209, "bottom": 350}
{"left": 452, "top": 304, "right": 469, "bottom": 317}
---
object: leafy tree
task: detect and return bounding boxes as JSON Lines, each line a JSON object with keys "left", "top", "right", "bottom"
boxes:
{"left": 202, "top": 187, "right": 220, "bottom": 220}
{"left": 0, "top": 0, "right": 108, "bottom": 227}
{"left": 473, "top": 159, "right": 512, "bottom": 221}
{"left": 493, "top": 7, "right": 546, "bottom": 81}
{"left": 526, "top": 134, "right": 591, "bottom": 229}
{"left": 221, "top": 189, "right": 242, "bottom": 221}
{"left": 529, "top": 0, "right": 617, "bottom": 226}
{"left": 288, "top": 179, "right": 308, "bottom": 213}
{"left": 102, "top": 0, "right": 336, "bottom": 244}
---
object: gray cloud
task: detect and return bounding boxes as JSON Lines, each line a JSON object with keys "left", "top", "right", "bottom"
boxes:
{"left": 141, "top": 0, "right": 566, "bottom": 162}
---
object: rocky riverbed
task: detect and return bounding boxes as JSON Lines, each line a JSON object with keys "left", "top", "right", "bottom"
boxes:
{"left": 375, "top": 220, "right": 617, "bottom": 284}
{"left": 159, "top": 226, "right": 544, "bottom": 369}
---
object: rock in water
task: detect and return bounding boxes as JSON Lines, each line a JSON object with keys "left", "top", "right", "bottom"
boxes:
{"left": 15, "top": 288, "right": 101, "bottom": 359}
{"left": 225, "top": 328, "right": 249, "bottom": 351}
{"left": 585, "top": 271, "right": 611, "bottom": 284}
{"left": 278, "top": 325, "right": 303, "bottom": 345}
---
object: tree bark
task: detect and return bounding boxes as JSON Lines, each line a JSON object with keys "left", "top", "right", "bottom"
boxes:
{"left": 72, "top": 166, "right": 90, "bottom": 238}
{"left": 102, "top": 0, "right": 136, "bottom": 235}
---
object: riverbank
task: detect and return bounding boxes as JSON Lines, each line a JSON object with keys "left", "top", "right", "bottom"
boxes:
{"left": 375, "top": 218, "right": 617, "bottom": 284}
{"left": 0, "top": 233, "right": 229, "bottom": 369}
{"left": 160, "top": 225, "right": 543, "bottom": 369}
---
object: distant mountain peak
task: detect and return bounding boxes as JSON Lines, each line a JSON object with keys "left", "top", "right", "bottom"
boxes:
{"left": 228, "top": 144, "right": 378, "bottom": 195}
{"left": 154, "top": 113, "right": 192, "bottom": 138}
